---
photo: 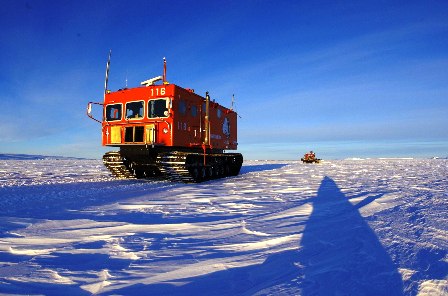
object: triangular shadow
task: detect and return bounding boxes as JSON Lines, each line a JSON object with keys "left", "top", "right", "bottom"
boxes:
{"left": 299, "top": 176, "right": 404, "bottom": 295}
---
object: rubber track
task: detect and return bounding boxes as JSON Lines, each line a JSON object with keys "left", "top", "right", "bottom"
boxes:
{"left": 103, "top": 150, "right": 243, "bottom": 183}
{"left": 156, "top": 151, "right": 243, "bottom": 183}
{"left": 156, "top": 152, "right": 195, "bottom": 183}
{"left": 103, "top": 151, "right": 136, "bottom": 179}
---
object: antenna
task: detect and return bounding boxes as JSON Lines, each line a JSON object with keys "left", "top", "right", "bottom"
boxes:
{"left": 104, "top": 50, "right": 112, "bottom": 99}
{"left": 125, "top": 70, "right": 128, "bottom": 88}
{"left": 231, "top": 94, "right": 242, "bottom": 118}
{"left": 163, "top": 57, "right": 167, "bottom": 83}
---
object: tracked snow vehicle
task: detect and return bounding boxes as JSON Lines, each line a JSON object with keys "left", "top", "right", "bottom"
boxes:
{"left": 301, "top": 151, "right": 321, "bottom": 164}
{"left": 87, "top": 53, "right": 243, "bottom": 182}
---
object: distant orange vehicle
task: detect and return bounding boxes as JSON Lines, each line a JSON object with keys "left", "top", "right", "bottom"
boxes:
{"left": 301, "top": 151, "right": 321, "bottom": 164}
{"left": 87, "top": 52, "right": 242, "bottom": 182}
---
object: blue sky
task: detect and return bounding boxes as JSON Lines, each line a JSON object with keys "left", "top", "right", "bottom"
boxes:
{"left": 1, "top": 0, "right": 447, "bottom": 160}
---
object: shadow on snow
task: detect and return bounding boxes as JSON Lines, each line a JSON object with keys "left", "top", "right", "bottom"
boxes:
{"left": 298, "top": 176, "right": 403, "bottom": 295}
{"left": 111, "top": 176, "right": 404, "bottom": 295}
{"left": 240, "top": 163, "right": 288, "bottom": 175}
{"left": 0, "top": 175, "right": 405, "bottom": 295}
{"left": 0, "top": 180, "right": 174, "bottom": 221}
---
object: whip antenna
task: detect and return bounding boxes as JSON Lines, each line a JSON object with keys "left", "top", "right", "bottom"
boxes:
{"left": 163, "top": 57, "right": 167, "bottom": 83}
{"left": 104, "top": 49, "right": 112, "bottom": 98}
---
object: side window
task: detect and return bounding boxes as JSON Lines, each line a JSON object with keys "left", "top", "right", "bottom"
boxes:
{"left": 178, "top": 100, "right": 187, "bottom": 115}
{"left": 125, "top": 101, "right": 144, "bottom": 119}
{"left": 223, "top": 117, "right": 230, "bottom": 137}
{"left": 217, "top": 108, "right": 222, "bottom": 118}
{"left": 148, "top": 99, "right": 168, "bottom": 118}
{"left": 191, "top": 105, "right": 197, "bottom": 117}
{"left": 105, "top": 104, "right": 122, "bottom": 121}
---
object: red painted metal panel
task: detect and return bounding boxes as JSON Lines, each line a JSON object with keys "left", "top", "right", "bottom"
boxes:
{"left": 101, "top": 84, "right": 238, "bottom": 151}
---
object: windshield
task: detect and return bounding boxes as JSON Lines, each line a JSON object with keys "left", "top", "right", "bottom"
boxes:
{"left": 105, "top": 104, "right": 122, "bottom": 121}
{"left": 125, "top": 101, "right": 144, "bottom": 119}
{"left": 148, "top": 99, "right": 168, "bottom": 118}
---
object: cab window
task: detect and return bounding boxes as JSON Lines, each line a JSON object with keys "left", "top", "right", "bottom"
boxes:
{"left": 125, "top": 101, "right": 144, "bottom": 119}
{"left": 148, "top": 98, "right": 168, "bottom": 118}
{"left": 191, "top": 105, "right": 197, "bottom": 117}
{"left": 178, "top": 100, "right": 187, "bottom": 115}
{"left": 105, "top": 104, "right": 122, "bottom": 121}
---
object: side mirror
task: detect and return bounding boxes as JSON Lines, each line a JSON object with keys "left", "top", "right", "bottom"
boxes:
{"left": 86, "top": 101, "right": 103, "bottom": 123}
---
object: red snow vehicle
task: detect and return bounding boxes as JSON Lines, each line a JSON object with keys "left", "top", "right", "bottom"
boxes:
{"left": 301, "top": 151, "right": 321, "bottom": 164}
{"left": 87, "top": 52, "right": 242, "bottom": 182}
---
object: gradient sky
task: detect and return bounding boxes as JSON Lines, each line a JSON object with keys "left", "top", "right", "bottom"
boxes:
{"left": 1, "top": 0, "right": 447, "bottom": 160}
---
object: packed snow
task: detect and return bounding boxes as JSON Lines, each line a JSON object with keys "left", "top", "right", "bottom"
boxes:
{"left": 0, "top": 156, "right": 446, "bottom": 295}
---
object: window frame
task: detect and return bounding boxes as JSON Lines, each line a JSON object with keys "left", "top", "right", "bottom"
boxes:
{"left": 191, "top": 105, "right": 198, "bottom": 117}
{"left": 125, "top": 100, "right": 145, "bottom": 120}
{"left": 178, "top": 99, "right": 187, "bottom": 116}
{"left": 105, "top": 103, "right": 123, "bottom": 122}
{"left": 148, "top": 97, "right": 170, "bottom": 119}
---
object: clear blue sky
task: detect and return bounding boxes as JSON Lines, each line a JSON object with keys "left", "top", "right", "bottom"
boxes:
{"left": 1, "top": 0, "right": 447, "bottom": 160}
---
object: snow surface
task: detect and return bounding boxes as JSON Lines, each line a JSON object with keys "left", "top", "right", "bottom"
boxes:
{"left": 0, "top": 157, "right": 446, "bottom": 295}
